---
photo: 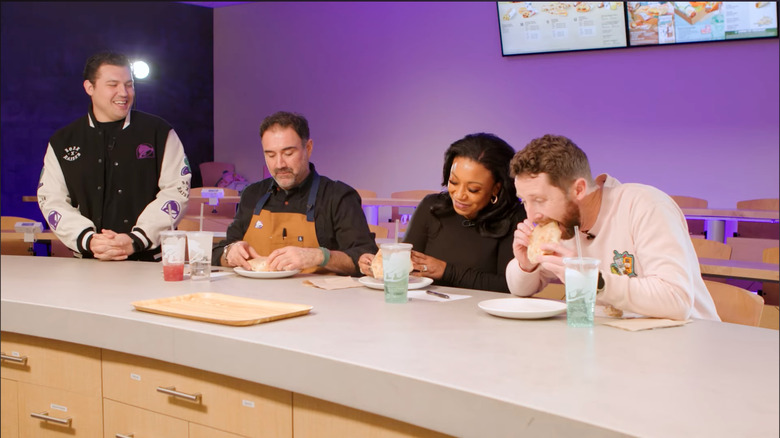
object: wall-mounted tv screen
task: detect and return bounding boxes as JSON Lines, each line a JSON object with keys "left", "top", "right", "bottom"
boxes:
{"left": 627, "top": 2, "right": 778, "bottom": 46}
{"left": 498, "top": 2, "right": 629, "bottom": 56}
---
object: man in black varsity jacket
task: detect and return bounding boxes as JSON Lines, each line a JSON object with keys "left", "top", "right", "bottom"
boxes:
{"left": 37, "top": 51, "right": 191, "bottom": 261}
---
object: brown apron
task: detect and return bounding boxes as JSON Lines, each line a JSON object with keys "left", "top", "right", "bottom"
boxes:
{"left": 243, "top": 174, "right": 324, "bottom": 274}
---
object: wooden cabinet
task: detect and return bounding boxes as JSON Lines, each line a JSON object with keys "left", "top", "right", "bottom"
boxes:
{"left": 189, "top": 423, "right": 248, "bottom": 438}
{"left": 1, "top": 378, "right": 19, "bottom": 437}
{"left": 102, "top": 349, "right": 293, "bottom": 438}
{"left": 2, "top": 332, "right": 448, "bottom": 437}
{"left": 0, "top": 332, "right": 102, "bottom": 437}
{"left": 293, "top": 393, "right": 451, "bottom": 438}
{"left": 103, "top": 398, "right": 188, "bottom": 438}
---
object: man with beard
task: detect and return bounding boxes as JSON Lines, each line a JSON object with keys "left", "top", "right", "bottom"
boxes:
{"left": 212, "top": 111, "right": 377, "bottom": 275}
{"left": 505, "top": 134, "right": 719, "bottom": 321}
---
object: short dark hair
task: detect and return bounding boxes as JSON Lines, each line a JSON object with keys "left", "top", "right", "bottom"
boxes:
{"left": 259, "top": 111, "right": 310, "bottom": 142}
{"left": 83, "top": 51, "right": 131, "bottom": 83}
{"left": 431, "top": 132, "right": 526, "bottom": 238}
{"left": 510, "top": 134, "right": 592, "bottom": 192}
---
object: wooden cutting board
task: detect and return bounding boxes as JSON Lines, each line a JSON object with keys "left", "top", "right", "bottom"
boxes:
{"left": 132, "top": 292, "right": 313, "bottom": 326}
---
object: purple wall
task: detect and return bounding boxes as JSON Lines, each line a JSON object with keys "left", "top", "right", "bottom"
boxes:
{"left": 213, "top": 2, "right": 778, "bottom": 210}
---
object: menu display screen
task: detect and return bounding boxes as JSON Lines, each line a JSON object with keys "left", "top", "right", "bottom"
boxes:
{"left": 497, "top": 2, "right": 778, "bottom": 56}
{"left": 627, "top": 2, "right": 778, "bottom": 46}
{"left": 498, "top": 2, "right": 629, "bottom": 55}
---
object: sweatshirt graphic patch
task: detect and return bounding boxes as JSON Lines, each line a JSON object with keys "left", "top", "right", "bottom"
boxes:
{"left": 610, "top": 250, "right": 637, "bottom": 277}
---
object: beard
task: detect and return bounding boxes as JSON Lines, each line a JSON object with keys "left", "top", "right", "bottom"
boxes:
{"left": 272, "top": 167, "right": 297, "bottom": 190}
{"left": 558, "top": 198, "right": 581, "bottom": 240}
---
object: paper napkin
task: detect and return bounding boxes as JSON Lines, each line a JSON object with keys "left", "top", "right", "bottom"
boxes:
{"left": 304, "top": 277, "right": 362, "bottom": 290}
{"left": 407, "top": 290, "right": 471, "bottom": 302}
{"left": 602, "top": 318, "right": 692, "bottom": 331}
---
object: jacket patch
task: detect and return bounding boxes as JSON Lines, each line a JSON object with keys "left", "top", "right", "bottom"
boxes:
{"left": 162, "top": 200, "right": 181, "bottom": 220}
{"left": 610, "top": 250, "right": 637, "bottom": 277}
{"left": 48, "top": 211, "right": 62, "bottom": 230}
{"left": 255, "top": 220, "right": 263, "bottom": 229}
{"left": 181, "top": 157, "right": 191, "bottom": 176}
{"left": 136, "top": 143, "right": 155, "bottom": 159}
{"left": 63, "top": 146, "right": 81, "bottom": 161}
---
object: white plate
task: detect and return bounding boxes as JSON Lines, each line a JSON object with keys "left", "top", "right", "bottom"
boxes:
{"left": 478, "top": 298, "right": 567, "bottom": 319}
{"left": 233, "top": 267, "right": 301, "bottom": 279}
{"left": 358, "top": 276, "right": 434, "bottom": 290}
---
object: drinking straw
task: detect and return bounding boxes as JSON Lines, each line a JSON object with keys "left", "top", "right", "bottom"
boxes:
{"left": 168, "top": 206, "right": 175, "bottom": 231}
{"left": 199, "top": 203, "right": 204, "bottom": 231}
{"left": 574, "top": 225, "right": 583, "bottom": 260}
{"left": 394, "top": 219, "right": 400, "bottom": 243}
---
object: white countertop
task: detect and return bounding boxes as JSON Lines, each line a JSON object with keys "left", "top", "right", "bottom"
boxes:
{"left": 1, "top": 255, "right": 777, "bottom": 438}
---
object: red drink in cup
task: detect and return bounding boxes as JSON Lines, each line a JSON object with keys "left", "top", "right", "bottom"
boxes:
{"left": 163, "top": 263, "right": 185, "bottom": 281}
{"left": 160, "top": 230, "right": 187, "bottom": 282}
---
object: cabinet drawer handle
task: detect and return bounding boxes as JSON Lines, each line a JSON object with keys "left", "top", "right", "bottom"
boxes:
{"left": 0, "top": 353, "right": 28, "bottom": 365}
{"left": 116, "top": 434, "right": 135, "bottom": 438}
{"left": 156, "top": 385, "right": 201, "bottom": 402}
{"left": 30, "top": 411, "right": 72, "bottom": 426}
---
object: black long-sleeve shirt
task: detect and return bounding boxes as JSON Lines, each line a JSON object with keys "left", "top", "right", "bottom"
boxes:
{"left": 212, "top": 164, "right": 377, "bottom": 275}
{"left": 404, "top": 194, "right": 525, "bottom": 292}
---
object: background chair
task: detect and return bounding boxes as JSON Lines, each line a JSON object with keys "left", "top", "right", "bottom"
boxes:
{"left": 735, "top": 198, "right": 779, "bottom": 240}
{"left": 704, "top": 279, "right": 764, "bottom": 327}
{"left": 368, "top": 224, "right": 389, "bottom": 241}
{"left": 389, "top": 190, "right": 438, "bottom": 240}
{"left": 355, "top": 189, "right": 377, "bottom": 200}
{"left": 671, "top": 195, "right": 707, "bottom": 237}
{"left": 759, "top": 304, "right": 779, "bottom": 330}
{"left": 390, "top": 189, "right": 438, "bottom": 224}
{"left": 691, "top": 237, "right": 732, "bottom": 260}
{"left": 187, "top": 187, "right": 240, "bottom": 218}
{"left": 760, "top": 247, "right": 779, "bottom": 306}
{"left": 691, "top": 238, "right": 733, "bottom": 285}
{"left": 199, "top": 161, "right": 235, "bottom": 187}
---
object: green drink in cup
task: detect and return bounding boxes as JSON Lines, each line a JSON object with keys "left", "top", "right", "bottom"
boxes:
{"left": 563, "top": 257, "right": 600, "bottom": 327}
{"left": 381, "top": 243, "right": 413, "bottom": 303}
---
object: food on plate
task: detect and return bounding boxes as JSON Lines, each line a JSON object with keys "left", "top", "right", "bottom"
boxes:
{"left": 756, "top": 2, "right": 769, "bottom": 8}
{"left": 527, "top": 221, "right": 562, "bottom": 264}
{"left": 576, "top": 2, "right": 591, "bottom": 12}
{"left": 370, "top": 249, "right": 384, "bottom": 279}
{"left": 369, "top": 249, "right": 413, "bottom": 279}
{"left": 604, "top": 304, "right": 624, "bottom": 318}
{"left": 248, "top": 256, "right": 275, "bottom": 272}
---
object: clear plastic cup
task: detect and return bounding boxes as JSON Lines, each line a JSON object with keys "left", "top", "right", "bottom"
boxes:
{"left": 187, "top": 231, "right": 213, "bottom": 281}
{"left": 160, "top": 230, "right": 186, "bottom": 281}
{"left": 563, "top": 257, "right": 600, "bottom": 327}
{"left": 381, "top": 243, "right": 413, "bottom": 303}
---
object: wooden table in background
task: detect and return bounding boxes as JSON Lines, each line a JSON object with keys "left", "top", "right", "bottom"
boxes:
{"left": 361, "top": 197, "right": 422, "bottom": 225}
{"left": 682, "top": 208, "right": 779, "bottom": 243}
{"left": 699, "top": 257, "right": 779, "bottom": 283}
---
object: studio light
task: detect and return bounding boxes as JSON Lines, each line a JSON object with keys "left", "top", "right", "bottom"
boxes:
{"left": 132, "top": 60, "right": 150, "bottom": 79}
